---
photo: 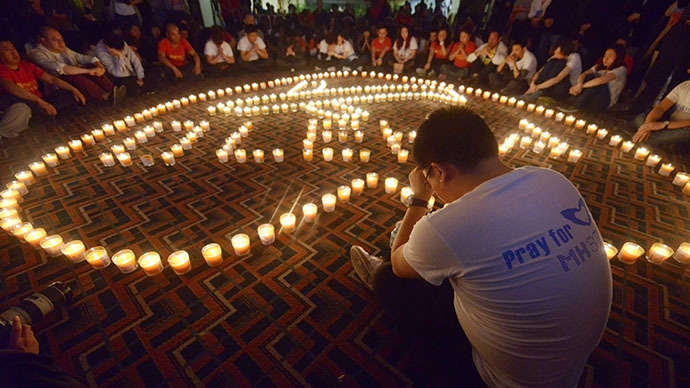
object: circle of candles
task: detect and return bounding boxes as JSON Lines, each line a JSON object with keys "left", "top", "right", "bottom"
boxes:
{"left": 384, "top": 177, "right": 399, "bottom": 194}
{"left": 646, "top": 242, "right": 674, "bottom": 264}
{"left": 322, "top": 194, "right": 336, "bottom": 212}
{"left": 12, "top": 222, "right": 33, "bottom": 240}
{"left": 99, "top": 153, "right": 115, "bottom": 167}
{"left": 280, "top": 213, "right": 297, "bottom": 233}
{"left": 366, "top": 173, "right": 379, "bottom": 188}
{"left": 673, "top": 242, "right": 690, "bottom": 264}
{"left": 24, "top": 228, "right": 46, "bottom": 247}
{"left": 337, "top": 185, "right": 351, "bottom": 202}
{"left": 15, "top": 170, "right": 35, "bottom": 186}
{"left": 110, "top": 249, "right": 138, "bottom": 273}
{"left": 272, "top": 149, "right": 284, "bottom": 162}
{"left": 138, "top": 252, "right": 163, "bottom": 276}
{"left": 672, "top": 172, "right": 689, "bottom": 187}
{"left": 231, "top": 234, "right": 251, "bottom": 256}
{"left": 351, "top": 179, "right": 365, "bottom": 195}
{"left": 322, "top": 147, "right": 334, "bottom": 161}
{"left": 117, "top": 152, "right": 132, "bottom": 167}
{"left": 161, "top": 152, "right": 175, "bottom": 166}
{"left": 201, "top": 243, "right": 223, "bottom": 267}
{"left": 658, "top": 163, "right": 674, "bottom": 177}
{"left": 42, "top": 153, "right": 59, "bottom": 167}
{"left": 567, "top": 150, "right": 582, "bottom": 163}
{"left": 29, "top": 161, "right": 47, "bottom": 176}
{"left": 603, "top": 243, "right": 618, "bottom": 260}
{"left": 302, "top": 203, "right": 318, "bottom": 222}
{"left": 618, "top": 242, "right": 644, "bottom": 264}
{"left": 84, "top": 246, "right": 110, "bottom": 268}
{"left": 61, "top": 240, "right": 86, "bottom": 262}
{"left": 167, "top": 250, "right": 191, "bottom": 274}
{"left": 40, "top": 235, "right": 64, "bottom": 257}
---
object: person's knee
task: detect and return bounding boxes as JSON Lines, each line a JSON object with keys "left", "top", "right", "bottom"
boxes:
{"left": 13, "top": 103, "right": 32, "bottom": 121}
{"left": 371, "top": 262, "right": 396, "bottom": 300}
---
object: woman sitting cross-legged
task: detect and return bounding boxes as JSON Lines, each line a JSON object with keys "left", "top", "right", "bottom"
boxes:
{"left": 439, "top": 29, "right": 476, "bottom": 81}
{"left": 389, "top": 26, "right": 417, "bottom": 73}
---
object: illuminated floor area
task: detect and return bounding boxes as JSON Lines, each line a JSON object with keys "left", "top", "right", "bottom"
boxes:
{"left": 0, "top": 72, "right": 689, "bottom": 387}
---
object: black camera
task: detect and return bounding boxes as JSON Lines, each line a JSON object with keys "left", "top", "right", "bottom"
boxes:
{"left": 0, "top": 282, "right": 73, "bottom": 348}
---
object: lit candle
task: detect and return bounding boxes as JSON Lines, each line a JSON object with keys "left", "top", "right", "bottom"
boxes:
{"left": 117, "top": 152, "right": 132, "bottom": 167}
{"left": 400, "top": 187, "right": 413, "bottom": 203}
{"left": 567, "top": 149, "right": 582, "bottom": 163}
{"left": 555, "top": 112, "right": 564, "bottom": 122}
{"left": 123, "top": 137, "right": 136, "bottom": 150}
{"left": 1, "top": 217, "right": 21, "bottom": 232}
{"left": 483, "top": 91, "right": 491, "bottom": 100}
{"left": 12, "top": 222, "right": 33, "bottom": 240}
{"left": 338, "top": 131, "right": 348, "bottom": 143}
{"left": 231, "top": 234, "right": 251, "bottom": 256}
{"left": 144, "top": 125, "right": 156, "bottom": 137}
{"left": 258, "top": 224, "right": 275, "bottom": 245}
{"left": 234, "top": 149, "right": 247, "bottom": 163}
{"left": 575, "top": 119, "right": 586, "bottom": 129}
{"left": 397, "top": 149, "right": 409, "bottom": 163}
{"left": 672, "top": 172, "right": 689, "bottom": 186}
{"left": 549, "top": 146, "right": 564, "bottom": 158}
{"left": 1, "top": 189, "right": 21, "bottom": 204}
{"left": 526, "top": 103, "right": 536, "bottom": 112}
{"left": 564, "top": 116, "right": 576, "bottom": 126}
{"left": 134, "top": 130, "right": 147, "bottom": 144}
{"left": 342, "top": 148, "right": 353, "bottom": 162}
{"left": 645, "top": 154, "right": 661, "bottom": 168}
{"left": 358, "top": 149, "right": 370, "bottom": 163}
{"left": 366, "top": 172, "right": 379, "bottom": 188}
{"left": 303, "top": 149, "right": 313, "bottom": 162}
{"left": 603, "top": 243, "right": 618, "bottom": 260}
{"left": 380, "top": 120, "right": 389, "bottom": 131}
{"left": 516, "top": 100, "right": 525, "bottom": 109}
{"left": 535, "top": 105, "right": 545, "bottom": 115}
{"left": 60, "top": 240, "right": 85, "bottom": 262}
{"left": 595, "top": 129, "right": 608, "bottom": 140}
{"left": 322, "top": 147, "right": 334, "bottom": 161}
{"left": 351, "top": 178, "right": 365, "bottom": 195}
{"left": 114, "top": 120, "right": 127, "bottom": 131}
{"left": 199, "top": 121, "right": 210, "bottom": 131}
{"left": 253, "top": 149, "right": 264, "bottom": 163}
{"left": 337, "top": 185, "right": 351, "bottom": 202}
{"left": 303, "top": 139, "right": 313, "bottom": 150}
{"left": 28, "top": 161, "right": 47, "bottom": 176}
{"left": 24, "top": 228, "right": 46, "bottom": 247}
{"left": 544, "top": 109, "right": 554, "bottom": 118}
{"left": 272, "top": 149, "right": 284, "bottom": 162}
{"left": 171, "top": 144, "right": 184, "bottom": 157}
{"left": 55, "top": 146, "right": 71, "bottom": 160}
{"left": 171, "top": 120, "right": 182, "bottom": 132}
{"left": 322, "top": 193, "right": 336, "bottom": 212}
{"left": 673, "top": 242, "right": 690, "bottom": 264}
{"left": 354, "top": 131, "right": 364, "bottom": 143}
{"left": 302, "top": 203, "right": 318, "bottom": 222}
{"left": 40, "top": 235, "right": 64, "bottom": 257}
{"left": 532, "top": 141, "right": 546, "bottom": 153}
{"left": 646, "top": 242, "right": 673, "bottom": 264}
{"left": 280, "top": 213, "right": 297, "bottom": 233}
{"left": 585, "top": 124, "right": 598, "bottom": 135}
{"left": 499, "top": 95, "right": 508, "bottom": 104}
{"left": 110, "top": 249, "right": 138, "bottom": 273}
{"left": 239, "top": 126, "right": 249, "bottom": 137}
{"left": 633, "top": 147, "right": 650, "bottom": 160}
{"left": 139, "top": 252, "right": 163, "bottom": 276}
{"left": 15, "top": 170, "right": 35, "bottom": 185}
{"left": 658, "top": 163, "right": 674, "bottom": 177}
{"left": 216, "top": 149, "right": 229, "bottom": 163}
{"left": 618, "top": 242, "right": 644, "bottom": 264}
{"left": 519, "top": 136, "right": 532, "bottom": 149}
{"left": 609, "top": 135, "right": 622, "bottom": 146}
{"left": 385, "top": 177, "right": 398, "bottom": 194}
{"left": 201, "top": 243, "right": 223, "bottom": 267}
{"left": 0, "top": 198, "right": 18, "bottom": 210}
{"left": 322, "top": 130, "right": 332, "bottom": 143}
{"left": 7, "top": 181, "right": 28, "bottom": 196}
{"left": 97, "top": 152, "right": 114, "bottom": 167}
{"left": 323, "top": 119, "right": 332, "bottom": 130}
{"left": 42, "top": 153, "right": 59, "bottom": 167}
{"left": 68, "top": 139, "right": 83, "bottom": 153}
{"left": 167, "top": 250, "right": 191, "bottom": 274}
{"left": 161, "top": 152, "right": 175, "bottom": 166}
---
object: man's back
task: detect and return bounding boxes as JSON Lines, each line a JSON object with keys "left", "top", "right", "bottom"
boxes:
{"left": 405, "top": 166, "right": 612, "bottom": 387}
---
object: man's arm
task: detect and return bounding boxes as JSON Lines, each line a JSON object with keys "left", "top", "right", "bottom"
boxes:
{"left": 239, "top": 48, "right": 255, "bottom": 62}
{"left": 158, "top": 50, "right": 180, "bottom": 73}
{"left": 582, "top": 72, "right": 615, "bottom": 88}
{"left": 40, "top": 72, "right": 86, "bottom": 104}
{"left": 0, "top": 79, "right": 43, "bottom": 103}
{"left": 255, "top": 46, "right": 269, "bottom": 59}
{"left": 536, "top": 65, "right": 570, "bottom": 89}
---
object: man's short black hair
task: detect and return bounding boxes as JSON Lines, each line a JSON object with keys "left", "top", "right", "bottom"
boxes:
{"left": 245, "top": 25, "right": 258, "bottom": 34}
{"left": 413, "top": 107, "right": 498, "bottom": 171}
{"left": 104, "top": 33, "right": 125, "bottom": 50}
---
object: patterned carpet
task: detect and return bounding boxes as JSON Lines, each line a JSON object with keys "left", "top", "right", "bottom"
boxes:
{"left": 0, "top": 71, "right": 689, "bottom": 388}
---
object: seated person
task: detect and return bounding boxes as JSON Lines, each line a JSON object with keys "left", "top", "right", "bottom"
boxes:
{"left": 204, "top": 25, "right": 235, "bottom": 76}
{"left": 632, "top": 79, "right": 690, "bottom": 152}
{"left": 124, "top": 24, "right": 158, "bottom": 65}
{"left": 30, "top": 26, "right": 121, "bottom": 104}
{"left": 0, "top": 40, "right": 85, "bottom": 138}
{"left": 96, "top": 33, "right": 159, "bottom": 94}
{"left": 370, "top": 26, "right": 392, "bottom": 69}
{"left": 419, "top": 26, "right": 450, "bottom": 76}
{"left": 439, "top": 29, "right": 476, "bottom": 80}
{"left": 390, "top": 26, "right": 417, "bottom": 73}
{"left": 275, "top": 30, "right": 308, "bottom": 71}
{"left": 523, "top": 40, "right": 576, "bottom": 103}
{"left": 488, "top": 39, "right": 537, "bottom": 95}
{"left": 467, "top": 30, "right": 507, "bottom": 85}
{"left": 565, "top": 45, "right": 626, "bottom": 114}
{"left": 157, "top": 23, "right": 202, "bottom": 81}
{"left": 237, "top": 25, "right": 271, "bottom": 72}
{"left": 350, "top": 106, "right": 611, "bottom": 388}
{"left": 355, "top": 28, "right": 372, "bottom": 60}
{"left": 316, "top": 31, "right": 361, "bottom": 71}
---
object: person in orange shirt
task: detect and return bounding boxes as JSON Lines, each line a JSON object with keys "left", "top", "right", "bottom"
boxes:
{"left": 440, "top": 29, "right": 476, "bottom": 80}
{"left": 419, "top": 26, "right": 450, "bottom": 76}
{"left": 157, "top": 23, "right": 202, "bottom": 81}
{"left": 370, "top": 26, "right": 392, "bottom": 69}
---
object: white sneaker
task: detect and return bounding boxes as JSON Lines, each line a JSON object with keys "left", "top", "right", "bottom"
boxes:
{"left": 350, "top": 245, "right": 383, "bottom": 289}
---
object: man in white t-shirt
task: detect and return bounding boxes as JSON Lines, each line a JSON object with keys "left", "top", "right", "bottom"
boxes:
{"left": 350, "top": 107, "right": 612, "bottom": 387}
{"left": 467, "top": 31, "right": 507, "bottom": 85}
{"left": 236, "top": 25, "right": 271, "bottom": 72}
{"left": 204, "top": 26, "right": 235, "bottom": 76}
{"left": 632, "top": 79, "right": 690, "bottom": 151}
{"left": 488, "top": 40, "right": 537, "bottom": 95}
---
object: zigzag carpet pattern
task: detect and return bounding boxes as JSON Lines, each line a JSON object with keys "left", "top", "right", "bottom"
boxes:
{"left": 0, "top": 72, "right": 689, "bottom": 387}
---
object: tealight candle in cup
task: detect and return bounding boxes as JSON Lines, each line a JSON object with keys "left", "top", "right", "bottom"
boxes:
{"left": 400, "top": 187, "right": 413, "bottom": 203}
{"left": 384, "top": 177, "right": 399, "bottom": 194}
{"left": 15, "top": 170, "right": 35, "bottom": 185}
{"left": 519, "top": 136, "right": 532, "bottom": 149}
{"left": 40, "top": 235, "right": 64, "bottom": 257}
{"left": 354, "top": 130, "right": 364, "bottom": 143}
{"left": 135, "top": 130, "right": 148, "bottom": 144}
{"left": 514, "top": 100, "right": 525, "bottom": 109}
{"left": 99, "top": 152, "right": 115, "bottom": 167}
{"left": 658, "top": 163, "right": 674, "bottom": 176}
{"left": 499, "top": 95, "right": 508, "bottom": 104}
{"left": 161, "top": 151, "right": 175, "bottom": 166}
{"left": 544, "top": 108, "right": 554, "bottom": 118}
{"left": 618, "top": 242, "right": 644, "bottom": 264}
{"left": 549, "top": 146, "right": 564, "bottom": 158}
{"left": 323, "top": 119, "right": 332, "bottom": 130}
{"left": 302, "top": 203, "right": 318, "bottom": 222}
{"left": 138, "top": 252, "right": 163, "bottom": 276}
{"left": 172, "top": 99, "right": 181, "bottom": 108}
{"left": 114, "top": 120, "right": 127, "bottom": 131}
{"left": 322, "top": 147, "right": 334, "bottom": 161}
{"left": 0, "top": 198, "right": 18, "bottom": 210}
{"left": 42, "top": 153, "right": 59, "bottom": 167}
{"left": 342, "top": 148, "right": 353, "bottom": 162}
{"left": 7, "top": 181, "right": 28, "bottom": 196}
{"left": 231, "top": 234, "right": 251, "bottom": 256}
{"left": 338, "top": 131, "right": 348, "bottom": 143}
{"left": 349, "top": 179, "right": 364, "bottom": 195}
{"left": 29, "top": 161, "right": 47, "bottom": 176}
{"left": 337, "top": 185, "right": 351, "bottom": 202}
{"left": 358, "top": 149, "right": 370, "bottom": 163}
{"left": 167, "top": 250, "right": 191, "bottom": 274}
{"left": 532, "top": 141, "right": 546, "bottom": 153}
{"left": 171, "top": 120, "right": 182, "bottom": 131}
{"left": 117, "top": 152, "right": 132, "bottom": 167}
{"left": 322, "top": 193, "right": 336, "bottom": 212}
{"left": 234, "top": 149, "right": 247, "bottom": 163}
{"left": 397, "top": 149, "right": 409, "bottom": 163}
{"left": 603, "top": 242, "right": 618, "bottom": 260}
{"left": 633, "top": 147, "right": 650, "bottom": 160}
{"left": 320, "top": 130, "right": 333, "bottom": 143}
{"left": 526, "top": 103, "right": 536, "bottom": 112}
{"left": 171, "top": 144, "right": 184, "bottom": 157}
{"left": 110, "top": 249, "right": 138, "bottom": 273}
{"left": 567, "top": 149, "right": 582, "bottom": 163}
{"left": 201, "top": 243, "right": 223, "bottom": 267}
{"left": 555, "top": 112, "right": 564, "bottom": 122}
{"left": 123, "top": 137, "right": 136, "bottom": 150}
{"left": 280, "top": 213, "right": 297, "bottom": 233}
{"left": 216, "top": 149, "right": 229, "bottom": 163}
{"left": 81, "top": 133, "right": 95, "bottom": 146}
{"left": 362, "top": 111, "right": 370, "bottom": 121}
{"left": 144, "top": 125, "right": 156, "bottom": 137}
{"left": 575, "top": 119, "right": 586, "bottom": 129}
{"left": 55, "top": 146, "right": 71, "bottom": 160}
{"left": 134, "top": 113, "right": 145, "bottom": 123}
{"left": 302, "top": 139, "right": 313, "bottom": 150}
{"left": 535, "top": 105, "right": 545, "bottom": 115}
{"left": 647, "top": 242, "right": 674, "bottom": 264}
{"left": 586, "top": 124, "right": 598, "bottom": 135}
{"left": 672, "top": 172, "right": 689, "bottom": 186}
{"left": 302, "top": 149, "right": 313, "bottom": 162}
{"left": 12, "top": 222, "right": 33, "bottom": 240}
{"left": 24, "top": 228, "right": 46, "bottom": 248}
{"left": 199, "top": 120, "right": 210, "bottom": 131}
{"left": 140, "top": 154, "right": 154, "bottom": 167}
{"left": 673, "top": 242, "right": 690, "bottom": 264}
{"left": 67, "top": 139, "right": 83, "bottom": 153}
{"left": 645, "top": 154, "right": 661, "bottom": 168}
{"left": 519, "top": 119, "right": 529, "bottom": 130}
{"left": 61, "top": 240, "right": 86, "bottom": 262}
{"left": 620, "top": 141, "right": 634, "bottom": 152}
{"left": 258, "top": 224, "right": 275, "bottom": 245}
{"left": 151, "top": 121, "right": 162, "bottom": 132}
{"left": 253, "top": 149, "right": 264, "bottom": 163}
{"left": 272, "top": 148, "right": 284, "bottom": 162}
{"left": 564, "top": 116, "right": 576, "bottom": 126}
{"left": 366, "top": 172, "right": 379, "bottom": 188}
{"left": 1, "top": 217, "right": 21, "bottom": 232}
{"left": 102, "top": 124, "right": 115, "bottom": 135}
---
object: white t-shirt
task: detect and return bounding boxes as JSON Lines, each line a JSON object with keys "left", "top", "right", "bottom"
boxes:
{"left": 237, "top": 36, "right": 266, "bottom": 61}
{"left": 528, "top": 0, "right": 552, "bottom": 18}
{"left": 393, "top": 37, "right": 418, "bottom": 60}
{"left": 566, "top": 53, "right": 582, "bottom": 86}
{"left": 593, "top": 65, "right": 626, "bottom": 107}
{"left": 114, "top": 2, "right": 137, "bottom": 15}
{"left": 666, "top": 80, "right": 690, "bottom": 121}
{"left": 403, "top": 167, "right": 612, "bottom": 388}
{"left": 318, "top": 40, "right": 355, "bottom": 59}
{"left": 204, "top": 40, "right": 234, "bottom": 62}
{"left": 508, "top": 49, "right": 537, "bottom": 80}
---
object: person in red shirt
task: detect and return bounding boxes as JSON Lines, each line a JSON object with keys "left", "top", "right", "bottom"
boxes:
{"left": 420, "top": 26, "right": 450, "bottom": 76}
{"left": 0, "top": 40, "right": 85, "bottom": 137}
{"left": 440, "top": 29, "right": 476, "bottom": 80}
{"left": 370, "top": 26, "right": 392, "bottom": 68}
{"left": 158, "top": 23, "right": 202, "bottom": 81}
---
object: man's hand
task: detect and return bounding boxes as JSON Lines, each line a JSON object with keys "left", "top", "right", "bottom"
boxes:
{"left": 173, "top": 67, "right": 183, "bottom": 79}
{"left": 193, "top": 63, "right": 201, "bottom": 75}
{"left": 71, "top": 89, "right": 86, "bottom": 105}
{"left": 543, "top": 18, "right": 554, "bottom": 28}
{"left": 632, "top": 122, "right": 665, "bottom": 142}
{"left": 569, "top": 83, "right": 583, "bottom": 96}
{"left": 7, "top": 316, "right": 39, "bottom": 355}
{"left": 505, "top": 55, "right": 516, "bottom": 65}
{"left": 409, "top": 167, "right": 433, "bottom": 201}
{"left": 525, "top": 83, "right": 539, "bottom": 95}
{"left": 88, "top": 67, "right": 105, "bottom": 76}
{"left": 136, "top": 79, "right": 144, "bottom": 87}
{"left": 424, "top": 62, "right": 431, "bottom": 71}
{"left": 38, "top": 99, "right": 57, "bottom": 116}
{"left": 627, "top": 12, "right": 640, "bottom": 23}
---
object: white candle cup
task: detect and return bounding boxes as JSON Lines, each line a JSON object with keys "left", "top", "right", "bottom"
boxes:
{"left": 201, "top": 243, "right": 223, "bottom": 267}
{"left": 61, "top": 240, "right": 85, "bottom": 262}
{"left": 302, "top": 203, "right": 318, "bottom": 222}
{"left": 40, "top": 235, "right": 64, "bottom": 257}
{"left": 272, "top": 149, "right": 284, "bottom": 162}
{"left": 564, "top": 116, "right": 576, "bottom": 126}
{"left": 519, "top": 136, "right": 532, "bottom": 149}
{"left": 645, "top": 154, "right": 661, "bottom": 168}
{"left": 354, "top": 131, "right": 364, "bottom": 143}
{"left": 303, "top": 149, "right": 313, "bottom": 162}
{"left": 342, "top": 148, "right": 353, "bottom": 162}
{"left": 604, "top": 243, "right": 618, "bottom": 260}
{"left": 532, "top": 141, "right": 546, "bottom": 154}
{"left": 55, "top": 146, "right": 71, "bottom": 160}
{"left": 658, "top": 163, "right": 674, "bottom": 177}
{"left": 117, "top": 152, "right": 132, "bottom": 167}
{"left": 620, "top": 141, "right": 634, "bottom": 153}
{"left": 27, "top": 161, "right": 47, "bottom": 177}
{"left": 112, "top": 249, "right": 139, "bottom": 273}
{"left": 351, "top": 179, "right": 365, "bottom": 195}
{"left": 84, "top": 246, "right": 110, "bottom": 269}
{"left": 161, "top": 152, "right": 175, "bottom": 166}
{"left": 366, "top": 173, "right": 379, "bottom": 188}
{"left": 618, "top": 242, "right": 644, "bottom": 264}
{"left": 280, "top": 213, "right": 297, "bottom": 233}
{"left": 1, "top": 189, "right": 21, "bottom": 204}
{"left": 384, "top": 177, "right": 399, "bottom": 194}
{"left": 609, "top": 135, "right": 622, "bottom": 146}
{"left": 7, "top": 181, "right": 28, "bottom": 196}
{"left": 535, "top": 105, "right": 545, "bottom": 115}
{"left": 322, "top": 194, "right": 336, "bottom": 212}
{"left": 575, "top": 119, "right": 586, "bottom": 129}
{"left": 139, "top": 252, "right": 164, "bottom": 276}
{"left": 24, "top": 228, "right": 46, "bottom": 247}
{"left": 673, "top": 242, "right": 690, "bottom": 264}
{"left": 231, "top": 234, "right": 251, "bottom": 256}
{"left": 12, "top": 222, "right": 33, "bottom": 240}
{"left": 672, "top": 172, "right": 690, "bottom": 187}
{"left": 258, "top": 224, "right": 275, "bottom": 245}
{"left": 633, "top": 147, "right": 650, "bottom": 160}
{"left": 338, "top": 131, "right": 348, "bottom": 143}
{"left": 646, "top": 242, "right": 674, "bottom": 264}
{"left": 567, "top": 150, "right": 582, "bottom": 163}
{"left": 171, "top": 121, "right": 182, "bottom": 132}
{"left": 397, "top": 149, "right": 409, "bottom": 163}
{"left": 322, "top": 147, "right": 334, "bottom": 161}
{"left": 144, "top": 125, "right": 156, "bottom": 138}
{"left": 167, "top": 250, "right": 191, "bottom": 274}
{"left": 337, "top": 185, "right": 351, "bottom": 203}
{"left": 1, "top": 217, "right": 21, "bottom": 233}
{"left": 595, "top": 129, "right": 608, "bottom": 140}
{"left": 15, "top": 170, "right": 35, "bottom": 185}
{"left": 253, "top": 149, "right": 264, "bottom": 163}
{"left": 234, "top": 149, "right": 247, "bottom": 163}
{"left": 359, "top": 149, "right": 371, "bottom": 163}
{"left": 322, "top": 130, "right": 333, "bottom": 143}
{"left": 42, "top": 153, "right": 59, "bottom": 167}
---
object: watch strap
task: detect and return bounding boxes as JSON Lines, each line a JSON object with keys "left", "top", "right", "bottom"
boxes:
{"left": 407, "top": 197, "right": 428, "bottom": 208}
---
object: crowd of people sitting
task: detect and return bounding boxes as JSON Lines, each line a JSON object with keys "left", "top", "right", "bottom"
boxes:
{"left": 0, "top": 0, "right": 689, "bottom": 151}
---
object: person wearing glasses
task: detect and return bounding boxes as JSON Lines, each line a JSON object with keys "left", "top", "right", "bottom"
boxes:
{"left": 350, "top": 107, "right": 612, "bottom": 387}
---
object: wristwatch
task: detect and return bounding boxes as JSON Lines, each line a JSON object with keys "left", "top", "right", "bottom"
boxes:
{"left": 663, "top": 121, "right": 670, "bottom": 129}
{"left": 404, "top": 196, "right": 428, "bottom": 209}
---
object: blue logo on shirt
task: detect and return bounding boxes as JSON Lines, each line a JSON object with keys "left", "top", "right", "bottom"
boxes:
{"left": 560, "top": 199, "right": 591, "bottom": 226}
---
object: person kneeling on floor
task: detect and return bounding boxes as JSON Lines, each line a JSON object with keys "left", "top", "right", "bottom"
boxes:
{"left": 632, "top": 78, "right": 690, "bottom": 153}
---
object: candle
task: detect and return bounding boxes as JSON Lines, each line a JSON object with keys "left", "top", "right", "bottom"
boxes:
{"left": 280, "top": 213, "right": 297, "bottom": 233}
{"left": 567, "top": 150, "right": 582, "bottom": 163}
{"left": 549, "top": 146, "right": 564, "bottom": 158}
{"left": 400, "top": 187, "right": 414, "bottom": 203}
{"left": 68, "top": 139, "right": 83, "bottom": 153}
{"left": 135, "top": 130, "right": 148, "bottom": 144}
{"left": 239, "top": 126, "right": 249, "bottom": 137}
{"left": 138, "top": 252, "right": 163, "bottom": 276}
{"left": 342, "top": 148, "right": 353, "bottom": 162}
{"left": 144, "top": 125, "right": 156, "bottom": 137}
{"left": 1, "top": 217, "right": 21, "bottom": 232}
{"left": 114, "top": 120, "right": 127, "bottom": 131}
{"left": 124, "top": 116, "right": 135, "bottom": 127}
{"left": 322, "top": 194, "right": 336, "bottom": 212}
{"left": 380, "top": 120, "right": 389, "bottom": 130}
{"left": 575, "top": 120, "right": 586, "bottom": 129}
{"left": 354, "top": 130, "right": 364, "bottom": 143}
{"left": 535, "top": 105, "right": 545, "bottom": 115}
{"left": 231, "top": 234, "right": 251, "bottom": 256}
{"left": 322, "top": 130, "right": 332, "bottom": 143}
{"left": 351, "top": 178, "right": 365, "bottom": 195}
{"left": 618, "top": 242, "right": 644, "bottom": 264}
{"left": 40, "top": 235, "right": 64, "bottom": 257}
{"left": 564, "top": 116, "right": 575, "bottom": 126}
{"left": 645, "top": 154, "right": 661, "bottom": 168}
{"left": 0, "top": 198, "right": 18, "bottom": 210}
{"left": 303, "top": 149, "right": 313, "bottom": 162}
{"left": 303, "top": 139, "right": 313, "bottom": 150}
{"left": 673, "top": 242, "right": 690, "bottom": 264}
{"left": 355, "top": 149, "right": 369, "bottom": 163}
{"left": 7, "top": 181, "right": 28, "bottom": 196}
{"left": 216, "top": 149, "right": 229, "bottom": 163}
{"left": 397, "top": 149, "right": 409, "bottom": 163}
{"left": 544, "top": 109, "right": 554, "bottom": 118}
{"left": 609, "top": 135, "right": 622, "bottom": 146}
{"left": 253, "top": 149, "right": 264, "bottom": 163}
{"left": 633, "top": 147, "right": 650, "bottom": 160}
{"left": 12, "top": 222, "right": 33, "bottom": 240}
{"left": 337, "top": 185, "right": 351, "bottom": 202}
{"left": 80, "top": 133, "right": 95, "bottom": 146}
{"left": 60, "top": 240, "right": 85, "bottom": 262}
{"left": 97, "top": 152, "right": 114, "bottom": 167}
{"left": 171, "top": 144, "right": 184, "bottom": 157}
{"left": 108, "top": 249, "right": 138, "bottom": 273}
{"left": 55, "top": 146, "right": 71, "bottom": 160}
{"left": 161, "top": 152, "right": 175, "bottom": 166}
{"left": 646, "top": 242, "right": 673, "bottom": 264}
{"left": 585, "top": 124, "right": 598, "bottom": 135}
{"left": 526, "top": 103, "right": 536, "bottom": 112}
{"left": 272, "top": 149, "right": 284, "bottom": 162}
{"left": 117, "top": 152, "right": 132, "bottom": 167}
{"left": 42, "top": 153, "right": 59, "bottom": 167}
{"left": 171, "top": 120, "right": 182, "bottom": 131}
{"left": 167, "top": 250, "right": 191, "bottom": 274}
{"left": 322, "top": 147, "right": 334, "bottom": 161}
{"left": 306, "top": 131, "right": 316, "bottom": 142}
{"left": 123, "top": 137, "right": 136, "bottom": 150}
{"left": 201, "top": 243, "right": 223, "bottom": 267}
{"left": 658, "top": 163, "right": 674, "bottom": 176}
{"left": 384, "top": 177, "right": 399, "bottom": 194}
{"left": 234, "top": 149, "right": 247, "bottom": 163}
{"left": 532, "top": 141, "right": 546, "bottom": 153}
{"left": 1, "top": 189, "right": 21, "bottom": 203}
{"left": 15, "top": 170, "right": 35, "bottom": 185}
{"left": 323, "top": 119, "right": 332, "bottom": 130}
{"left": 603, "top": 243, "right": 618, "bottom": 260}
{"left": 672, "top": 172, "right": 690, "bottom": 186}
{"left": 483, "top": 91, "right": 491, "bottom": 100}
{"left": 519, "top": 136, "right": 532, "bottom": 149}
{"left": 258, "top": 224, "right": 275, "bottom": 245}
{"left": 365, "top": 173, "right": 379, "bottom": 188}
{"left": 199, "top": 121, "right": 209, "bottom": 131}
{"left": 594, "top": 129, "right": 608, "bottom": 140}
{"left": 338, "top": 131, "right": 348, "bottom": 143}
{"left": 90, "top": 130, "right": 104, "bottom": 143}
{"left": 499, "top": 95, "right": 508, "bottom": 104}
{"left": 362, "top": 111, "right": 370, "bottom": 121}
{"left": 24, "top": 228, "right": 46, "bottom": 247}
{"left": 302, "top": 203, "right": 318, "bottom": 222}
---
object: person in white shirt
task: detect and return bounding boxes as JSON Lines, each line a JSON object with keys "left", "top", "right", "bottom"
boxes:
{"left": 350, "top": 106, "right": 611, "bottom": 388}
{"left": 632, "top": 80, "right": 690, "bottom": 152}
{"left": 204, "top": 25, "right": 235, "bottom": 76}
{"left": 467, "top": 31, "right": 507, "bottom": 85}
{"left": 316, "top": 31, "right": 362, "bottom": 71}
{"left": 391, "top": 26, "right": 417, "bottom": 73}
{"left": 566, "top": 45, "right": 627, "bottom": 113}
{"left": 488, "top": 39, "right": 537, "bottom": 95}
{"left": 236, "top": 25, "right": 271, "bottom": 72}
{"left": 96, "top": 33, "right": 159, "bottom": 94}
